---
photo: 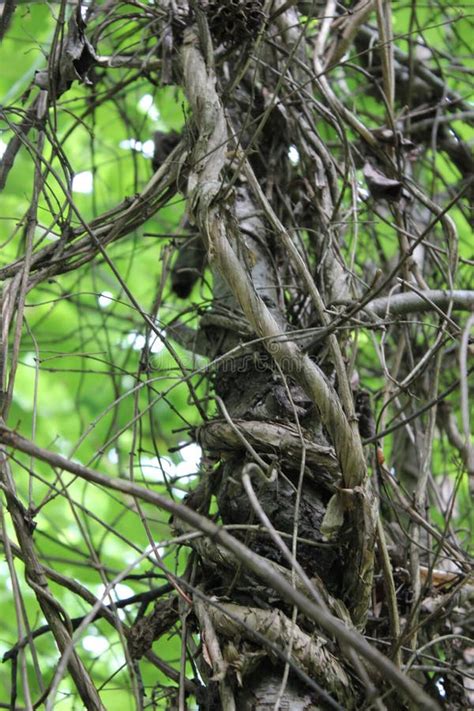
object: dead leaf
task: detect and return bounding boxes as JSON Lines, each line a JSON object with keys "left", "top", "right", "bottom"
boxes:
{"left": 363, "top": 162, "right": 403, "bottom": 202}
{"left": 35, "top": 6, "right": 97, "bottom": 97}
{"left": 321, "top": 493, "right": 345, "bottom": 541}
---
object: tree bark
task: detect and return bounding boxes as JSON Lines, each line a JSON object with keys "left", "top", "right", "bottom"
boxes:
{"left": 176, "top": 4, "right": 378, "bottom": 707}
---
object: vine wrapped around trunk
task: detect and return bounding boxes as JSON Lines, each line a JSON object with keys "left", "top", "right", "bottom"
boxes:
{"left": 0, "top": 0, "right": 471, "bottom": 709}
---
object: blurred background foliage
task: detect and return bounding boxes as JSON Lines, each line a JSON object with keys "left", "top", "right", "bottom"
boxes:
{"left": 0, "top": 1, "right": 472, "bottom": 708}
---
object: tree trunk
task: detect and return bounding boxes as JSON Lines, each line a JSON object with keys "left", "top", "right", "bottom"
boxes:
{"left": 171, "top": 2, "right": 376, "bottom": 708}
{"left": 1, "top": 1, "right": 471, "bottom": 709}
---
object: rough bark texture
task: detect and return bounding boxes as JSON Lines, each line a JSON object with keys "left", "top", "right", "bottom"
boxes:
{"left": 1, "top": 1, "right": 472, "bottom": 709}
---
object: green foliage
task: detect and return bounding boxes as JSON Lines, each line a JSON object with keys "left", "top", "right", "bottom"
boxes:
{"left": 0, "top": 1, "right": 472, "bottom": 708}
